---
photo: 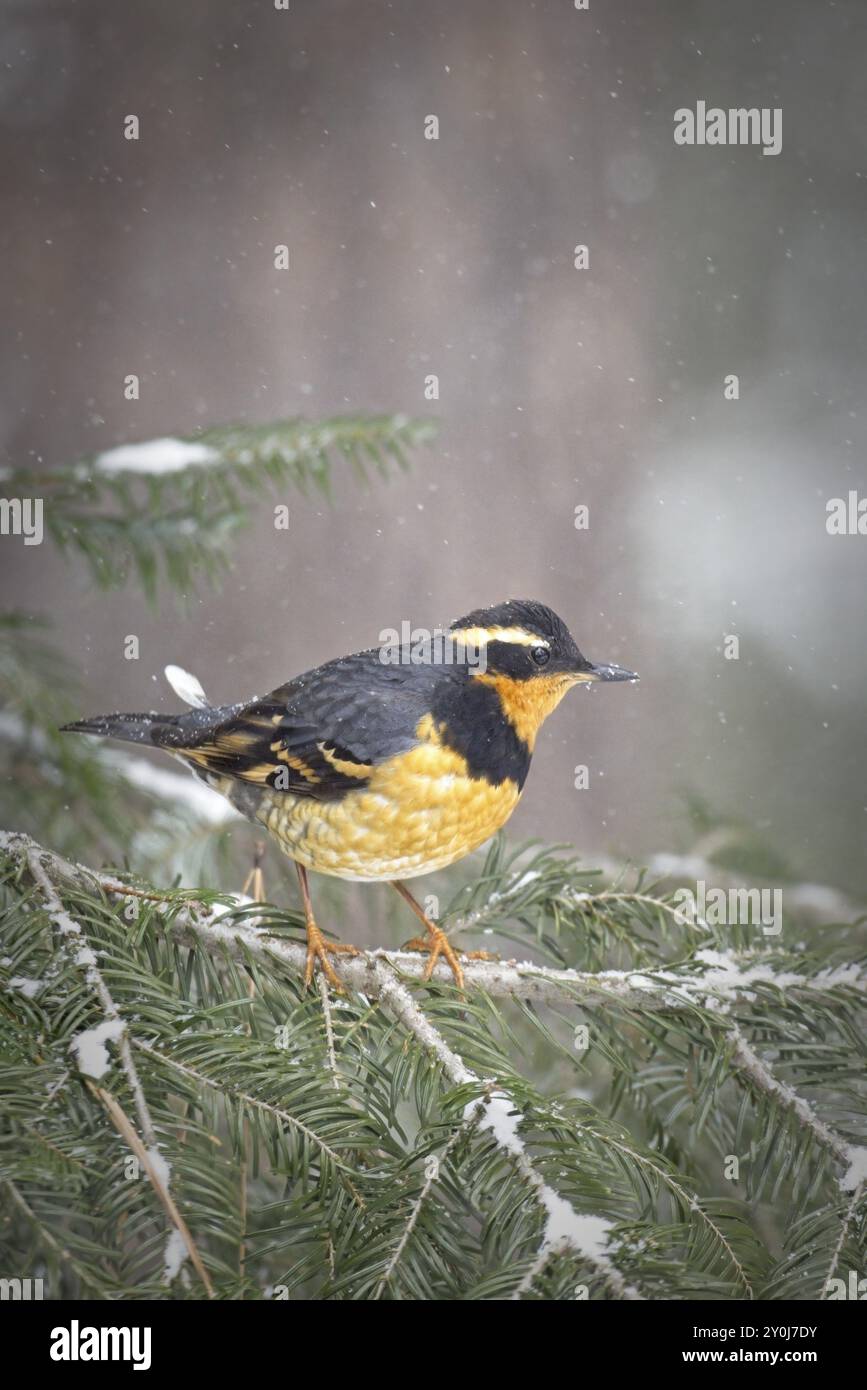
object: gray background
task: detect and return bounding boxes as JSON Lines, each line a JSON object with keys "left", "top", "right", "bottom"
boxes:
{"left": 2, "top": 0, "right": 865, "bottom": 890}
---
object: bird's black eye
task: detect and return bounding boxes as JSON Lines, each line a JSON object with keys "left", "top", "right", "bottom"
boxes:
{"left": 531, "top": 645, "right": 550, "bottom": 667}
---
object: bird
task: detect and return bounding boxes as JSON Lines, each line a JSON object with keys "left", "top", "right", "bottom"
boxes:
{"left": 61, "top": 599, "right": 637, "bottom": 989}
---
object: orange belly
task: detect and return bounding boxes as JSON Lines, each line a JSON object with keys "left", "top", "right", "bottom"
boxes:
{"left": 255, "top": 739, "right": 522, "bottom": 880}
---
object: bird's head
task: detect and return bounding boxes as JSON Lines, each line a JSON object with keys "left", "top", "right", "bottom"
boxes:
{"left": 449, "top": 599, "right": 637, "bottom": 748}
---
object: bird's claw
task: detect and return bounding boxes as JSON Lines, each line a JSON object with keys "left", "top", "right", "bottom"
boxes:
{"left": 401, "top": 927, "right": 471, "bottom": 989}
{"left": 304, "top": 920, "right": 360, "bottom": 992}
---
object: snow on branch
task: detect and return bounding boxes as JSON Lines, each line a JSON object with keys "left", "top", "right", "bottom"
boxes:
{"left": 22, "top": 841, "right": 213, "bottom": 1295}
{"left": 368, "top": 962, "right": 641, "bottom": 1298}
{"left": 0, "top": 414, "right": 437, "bottom": 597}
{"left": 4, "top": 830, "right": 644, "bottom": 1297}
{"left": 2, "top": 829, "right": 863, "bottom": 1219}
{"left": 94, "top": 439, "right": 222, "bottom": 476}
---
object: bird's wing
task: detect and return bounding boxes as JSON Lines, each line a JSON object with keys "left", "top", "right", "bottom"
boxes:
{"left": 169, "top": 649, "right": 448, "bottom": 800}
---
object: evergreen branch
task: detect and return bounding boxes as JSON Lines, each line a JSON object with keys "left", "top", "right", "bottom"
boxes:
{"left": 473, "top": 1086, "right": 643, "bottom": 1301}
{"left": 316, "top": 975, "right": 343, "bottom": 1092}
{"left": 3, "top": 834, "right": 861, "bottom": 1195}
{"left": 22, "top": 845, "right": 220, "bottom": 1295}
{"left": 26, "top": 848, "right": 159, "bottom": 1150}
{"left": 372, "top": 1116, "right": 471, "bottom": 1300}
{"left": 2, "top": 1177, "right": 106, "bottom": 1295}
{"left": 1, "top": 414, "right": 436, "bottom": 597}
{"left": 581, "top": 1129, "right": 753, "bottom": 1297}
{"left": 369, "top": 964, "right": 642, "bottom": 1299}
{"left": 12, "top": 827, "right": 863, "bottom": 1014}
{"left": 86, "top": 1081, "right": 214, "bottom": 1298}
{"left": 4, "top": 832, "right": 644, "bottom": 1297}
{"left": 727, "top": 1024, "right": 852, "bottom": 1171}
{"left": 821, "top": 1181, "right": 866, "bottom": 1297}
{"left": 3, "top": 829, "right": 864, "bottom": 1299}
{"left": 131, "top": 1039, "right": 365, "bottom": 1204}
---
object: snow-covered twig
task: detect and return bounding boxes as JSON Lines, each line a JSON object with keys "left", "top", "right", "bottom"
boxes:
{"left": 727, "top": 1024, "right": 850, "bottom": 1169}
{"left": 366, "top": 963, "right": 640, "bottom": 1298}
{"left": 86, "top": 1081, "right": 214, "bottom": 1298}
{"left": 23, "top": 845, "right": 217, "bottom": 1295}
{"left": 13, "top": 825, "right": 863, "bottom": 1017}
{"left": 3, "top": 831, "right": 862, "bottom": 1205}
{"left": 26, "top": 847, "right": 157, "bottom": 1146}
{"left": 317, "top": 974, "right": 342, "bottom": 1092}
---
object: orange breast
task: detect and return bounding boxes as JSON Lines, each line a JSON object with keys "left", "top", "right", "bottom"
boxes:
{"left": 255, "top": 731, "right": 522, "bottom": 881}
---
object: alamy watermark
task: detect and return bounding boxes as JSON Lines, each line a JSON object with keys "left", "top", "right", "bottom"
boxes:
{"left": 826, "top": 491, "right": 867, "bottom": 535}
{"left": 673, "top": 880, "right": 782, "bottom": 936}
{"left": 674, "top": 102, "right": 782, "bottom": 157}
{"left": 824, "top": 1270, "right": 866, "bottom": 1300}
{"left": 0, "top": 1276, "right": 44, "bottom": 1299}
{"left": 0, "top": 497, "right": 43, "bottom": 545}
{"left": 49, "top": 1321, "right": 151, "bottom": 1371}
{"left": 378, "top": 622, "right": 486, "bottom": 671}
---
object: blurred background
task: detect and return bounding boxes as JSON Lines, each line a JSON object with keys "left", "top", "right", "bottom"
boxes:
{"left": 1, "top": 0, "right": 866, "bottom": 892}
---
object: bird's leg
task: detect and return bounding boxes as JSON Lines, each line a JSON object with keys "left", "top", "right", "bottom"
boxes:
{"left": 241, "top": 842, "right": 267, "bottom": 903}
{"left": 295, "top": 863, "right": 360, "bottom": 991}
{"left": 390, "top": 880, "right": 496, "bottom": 988}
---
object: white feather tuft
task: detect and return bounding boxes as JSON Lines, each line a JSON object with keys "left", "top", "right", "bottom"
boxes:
{"left": 164, "top": 664, "right": 209, "bottom": 709}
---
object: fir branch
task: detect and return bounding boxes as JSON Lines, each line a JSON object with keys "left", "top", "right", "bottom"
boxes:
{"left": 368, "top": 964, "right": 641, "bottom": 1298}
{"left": 821, "top": 1180, "right": 866, "bottom": 1298}
{"left": 727, "top": 1024, "right": 851, "bottom": 1172}
{"left": 26, "top": 847, "right": 158, "bottom": 1149}
{"left": 372, "top": 1113, "right": 470, "bottom": 1300}
{"left": 130, "top": 1039, "right": 365, "bottom": 1204}
{"left": 3, "top": 829, "right": 865, "bottom": 1300}
{"left": 9, "top": 827, "right": 862, "bottom": 1013}
{"left": 2, "top": 1177, "right": 106, "bottom": 1296}
{"left": 316, "top": 975, "right": 343, "bottom": 1092}
{"left": 86, "top": 1081, "right": 214, "bottom": 1298}
{"left": 579, "top": 1129, "right": 753, "bottom": 1297}
{"left": 23, "top": 845, "right": 218, "bottom": 1296}
{"left": 1, "top": 414, "right": 436, "bottom": 598}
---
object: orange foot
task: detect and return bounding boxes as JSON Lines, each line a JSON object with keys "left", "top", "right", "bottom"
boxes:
{"left": 304, "top": 919, "right": 361, "bottom": 991}
{"left": 402, "top": 928, "right": 498, "bottom": 989}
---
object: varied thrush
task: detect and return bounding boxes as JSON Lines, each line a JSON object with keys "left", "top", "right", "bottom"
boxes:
{"left": 62, "top": 599, "right": 637, "bottom": 988}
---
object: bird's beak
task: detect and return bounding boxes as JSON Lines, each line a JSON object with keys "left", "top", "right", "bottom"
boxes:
{"left": 571, "top": 660, "right": 639, "bottom": 684}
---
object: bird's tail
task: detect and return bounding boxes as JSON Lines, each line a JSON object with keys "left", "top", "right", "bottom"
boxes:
{"left": 59, "top": 711, "right": 184, "bottom": 748}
